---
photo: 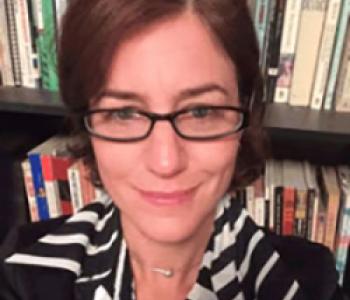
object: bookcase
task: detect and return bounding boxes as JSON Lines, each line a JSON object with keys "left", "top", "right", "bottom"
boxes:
{"left": 264, "top": 103, "right": 350, "bottom": 165}
{"left": 0, "top": 87, "right": 66, "bottom": 243}
{"left": 1, "top": 87, "right": 350, "bottom": 241}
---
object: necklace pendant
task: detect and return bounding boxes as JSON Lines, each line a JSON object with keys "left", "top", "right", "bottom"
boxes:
{"left": 151, "top": 267, "right": 174, "bottom": 278}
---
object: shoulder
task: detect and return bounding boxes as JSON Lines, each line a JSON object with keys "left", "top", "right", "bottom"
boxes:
{"left": 0, "top": 216, "right": 68, "bottom": 259}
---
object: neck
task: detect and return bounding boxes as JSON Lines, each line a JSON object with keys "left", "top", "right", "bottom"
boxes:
{"left": 121, "top": 213, "right": 215, "bottom": 283}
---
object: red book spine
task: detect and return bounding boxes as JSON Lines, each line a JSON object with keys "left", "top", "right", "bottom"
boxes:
{"left": 282, "top": 187, "right": 295, "bottom": 235}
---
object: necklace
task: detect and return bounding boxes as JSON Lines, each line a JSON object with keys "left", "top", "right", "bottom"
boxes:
{"left": 150, "top": 267, "right": 174, "bottom": 278}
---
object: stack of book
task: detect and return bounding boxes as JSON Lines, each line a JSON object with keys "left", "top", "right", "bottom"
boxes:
{"left": 238, "top": 159, "right": 350, "bottom": 285}
{"left": 21, "top": 135, "right": 101, "bottom": 223}
{"left": 0, "top": 0, "right": 67, "bottom": 92}
{"left": 251, "top": 0, "right": 350, "bottom": 112}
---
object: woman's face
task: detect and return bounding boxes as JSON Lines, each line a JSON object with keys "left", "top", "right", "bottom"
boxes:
{"left": 91, "top": 12, "right": 241, "bottom": 244}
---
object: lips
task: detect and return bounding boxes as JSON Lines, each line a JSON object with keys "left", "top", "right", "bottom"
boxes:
{"left": 136, "top": 187, "right": 196, "bottom": 206}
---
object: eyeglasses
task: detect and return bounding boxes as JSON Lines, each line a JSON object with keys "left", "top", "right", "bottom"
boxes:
{"left": 83, "top": 105, "right": 249, "bottom": 142}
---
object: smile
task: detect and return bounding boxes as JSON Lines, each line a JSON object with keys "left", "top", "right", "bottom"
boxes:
{"left": 136, "top": 187, "right": 197, "bottom": 206}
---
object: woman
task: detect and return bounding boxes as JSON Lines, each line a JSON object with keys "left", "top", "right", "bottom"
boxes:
{"left": 0, "top": 0, "right": 339, "bottom": 299}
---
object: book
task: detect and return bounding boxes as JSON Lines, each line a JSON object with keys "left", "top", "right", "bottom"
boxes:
{"left": 281, "top": 160, "right": 296, "bottom": 236}
{"left": 303, "top": 161, "right": 320, "bottom": 242}
{"left": 324, "top": 0, "right": 350, "bottom": 110}
{"left": 0, "top": 1, "right": 14, "bottom": 86}
{"left": 13, "top": 0, "right": 37, "bottom": 88}
{"left": 76, "top": 159, "right": 96, "bottom": 206}
{"left": 320, "top": 166, "right": 341, "bottom": 251}
{"left": 290, "top": 161, "right": 308, "bottom": 238}
{"left": 310, "top": 0, "right": 343, "bottom": 110}
{"left": 254, "top": 0, "right": 271, "bottom": 68}
{"left": 265, "top": 159, "right": 275, "bottom": 230}
{"left": 5, "top": 0, "right": 22, "bottom": 86}
{"left": 335, "top": 17, "right": 350, "bottom": 112}
{"left": 265, "top": 0, "right": 287, "bottom": 103}
{"left": 41, "top": 154, "right": 74, "bottom": 218}
{"left": 272, "top": 159, "right": 284, "bottom": 234}
{"left": 273, "top": 0, "right": 303, "bottom": 103}
{"left": 335, "top": 165, "right": 350, "bottom": 285}
{"left": 27, "top": 135, "right": 69, "bottom": 220}
{"left": 251, "top": 177, "right": 265, "bottom": 227}
{"left": 21, "top": 159, "right": 39, "bottom": 222}
{"left": 67, "top": 161, "right": 84, "bottom": 213}
{"left": 32, "top": 0, "right": 59, "bottom": 91}
{"left": 289, "top": 0, "right": 328, "bottom": 107}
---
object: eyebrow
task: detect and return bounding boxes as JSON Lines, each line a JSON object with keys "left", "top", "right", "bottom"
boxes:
{"left": 99, "top": 83, "right": 229, "bottom": 103}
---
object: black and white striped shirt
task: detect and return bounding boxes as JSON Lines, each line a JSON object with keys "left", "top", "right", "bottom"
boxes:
{"left": 4, "top": 193, "right": 306, "bottom": 300}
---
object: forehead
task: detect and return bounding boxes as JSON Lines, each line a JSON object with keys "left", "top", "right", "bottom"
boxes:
{"left": 104, "top": 12, "right": 238, "bottom": 107}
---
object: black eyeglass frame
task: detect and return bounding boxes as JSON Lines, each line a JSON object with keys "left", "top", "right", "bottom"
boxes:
{"left": 83, "top": 105, "right": 249, "bottom": 142}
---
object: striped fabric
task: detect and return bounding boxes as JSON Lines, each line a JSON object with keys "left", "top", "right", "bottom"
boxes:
{"left": 5, "top": 193, "right": 306, "bottom": 300}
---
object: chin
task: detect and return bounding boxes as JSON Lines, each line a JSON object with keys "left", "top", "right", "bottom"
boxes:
{"left": 138, "top": 214, "right": 214, "bottom": 245}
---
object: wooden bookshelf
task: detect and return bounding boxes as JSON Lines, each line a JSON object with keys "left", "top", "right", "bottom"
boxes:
{"left": 0, "top": 87, "right": 65, "bottom": 116}
{"left": 263, "top": 103, "right": 350, "bottom": 165}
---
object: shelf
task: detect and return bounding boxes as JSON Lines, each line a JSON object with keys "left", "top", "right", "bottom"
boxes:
{"left": 263, "top": 103, "right": 350, "bottom": 138}
{"left": 0, "top": 87, "right": 66, "bottom": 116}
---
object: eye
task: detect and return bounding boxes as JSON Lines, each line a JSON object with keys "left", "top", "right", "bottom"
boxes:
{"left": 106, "top": 107, "right": 137, "bottom": 120}
{"left": 190, "top": 106, "right": 212, "bottom": 118}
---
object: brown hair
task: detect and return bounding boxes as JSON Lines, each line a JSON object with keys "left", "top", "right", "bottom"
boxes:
{"left": 58, "top": 0, "right": 266, "bottom": 190}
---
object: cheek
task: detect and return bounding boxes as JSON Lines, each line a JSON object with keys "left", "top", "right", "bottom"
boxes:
{"left": 195, "top": 140, "right": 239, "bottom": 172}
{"left": 91, "top": 140, "right": 136, "bottom": 184}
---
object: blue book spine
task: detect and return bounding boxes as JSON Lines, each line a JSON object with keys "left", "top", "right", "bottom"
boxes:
{"left": 254, "top": 0, "right": 271, "bottom": 66}
{"left": 324, "top": 0, "right": 350, "bottom": 110}
{"left": 335, "top": 208, "right": 350, "bottom": 285}
{"left": 28, "top": 153, "right": 50, "bottom": 220}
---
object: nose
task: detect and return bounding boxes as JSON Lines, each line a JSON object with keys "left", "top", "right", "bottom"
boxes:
{"left": 144, "top": 120, "right": 187, "bottom": 178}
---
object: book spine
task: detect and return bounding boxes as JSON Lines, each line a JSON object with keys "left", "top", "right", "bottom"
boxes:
{"left": 265, "top": 0, "right": 287, "bottom": 102}
{"left": 289, "top": 0, "right": 328, "bottom": 107}
{"left": 324, "top": 0, "right": 350, "bottom": 110}
{"left": 335, "top": 208, "right": 350, "bottom": 285}
{"left": 68, "top": 165, "right": 83, "bottom": 213}
{"left": 41, "top": 155, "right": 62, "bottom": 218}
{"left": 274, "top": 186, "right": 283, "bottom": 235}
{"left": 13, "top": 0, "right": 36, "bottom": 88}
{"left": 265, "top": 160, "right": 275, "bottom": 230}
{"left": 311, "top": 192, "right": 320, "bottom": 242}
{"left": 294, "top": 190, "right": 308, "bottom": 238}
{"left": 28, "top": 153, "right": 50, "bottom": 220}
{"left": 324, "top": 194, "right": 340, "bottom": 252}
{"left": 274, "top": 0, "right": 303, "bottom": 103}
{"left": 306, "top": 189, "right": 315, "bottom": 240}
{"left": 282, "top": 187, "right": 295, "bottom": 235}
{"left": 254, "top": 197, "right": 266, "bottom": 227}
{"left": 0, "top": 2, "right": 15, "bottom": 86}
{"left": 34, "top": 0, "right": 58, "bottom": 91}
{"left": 310, "top": 0, "right": 343, "bottom": 109}
{"left": 335, "top": 19, "right": 350, "bottom": 112}
{"left": 5, "top": 0, "right": 22, "bottom": 86}
{"left": 246, "top": 185, "right": 255, "bottom": 220}
{"left": 254, "top": 0, "right": 271, "bottom": 67}
{"left": 21, "top": 160, "right": 39, "bottom": 222}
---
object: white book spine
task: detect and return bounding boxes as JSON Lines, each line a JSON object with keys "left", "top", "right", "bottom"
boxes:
{"left": 311, "top": 193, "right": 319, "bottom": 242}
{"left": 335, "top": 23, "right": 350, "bottom": 112}
{"left": 310, "top": 0, "right": 342, "bottom": 110}
{"left": 44, "top": 180, "right": 61, "bottom": 218}
{"left": 324, "top": 0, "right": 350, "bottom": 109}
{"left": 68, "top": 165, "right": 83, "bottom": 213}
{"left": 21, "top": 160, "right": 39, "bottom": 222}
{"left": 335, "top": 166, "right": 350, "bottom": 284}
{"left": 0, "top": 2, "right": 15, "bottom": 86}
{"left": 14, "top": 0, "right": 36, "bottom": 88}
{"left": 246, "top": 185, "right": 255, "bottom": 221}
{"left": 289, "top": 0, "right": 328, "bottom": 107}
{"left": 274, "top": 0, "right": 303, "bottom": 103}
{"left": 254, "top": 197, "right": 265, "bottom": 227}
